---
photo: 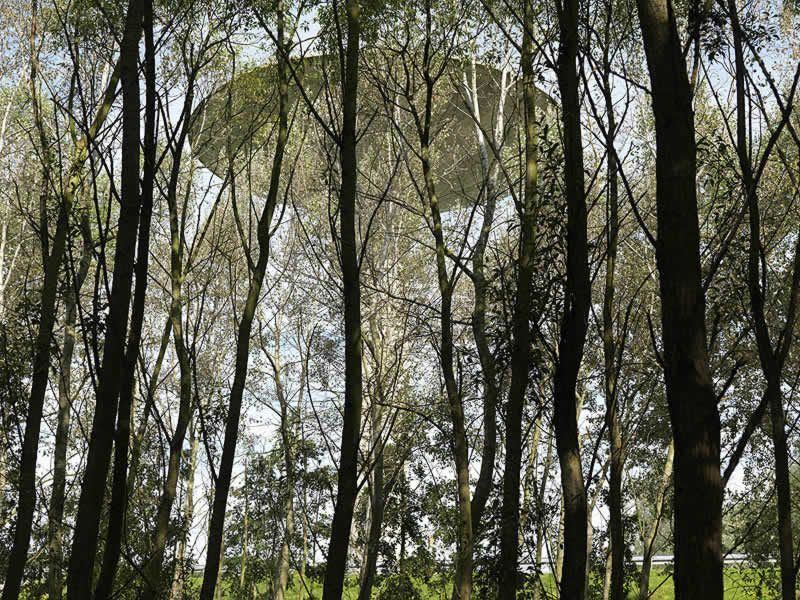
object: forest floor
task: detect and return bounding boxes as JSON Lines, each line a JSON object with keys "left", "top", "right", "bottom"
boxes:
{"left": 202, "top": 566, "right": 788, "bottom": 599}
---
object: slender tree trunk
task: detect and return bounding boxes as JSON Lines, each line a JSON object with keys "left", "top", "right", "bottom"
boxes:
{"left": 638, "top": 441, "right": 673, "bottom": 600}
{"left": 602, "top": 549, "right": 613, "bottom": 600}
{"left": 2, "top": 7, "right": 120, "bottom": 598}
{"left": 94, "top": 5, "right": 155, "bottom": 597}
{"left": 518, "top": 413, "right": 542, "bottom": 547}
{"left": 464, "top": 56, "right": 506, "bottom": 536}
{"left": 240, "top": 463, "right": 249, "bottom": 592}
{"left": 554, "top": 498, "right": 565, "bottom": 585}
{"left": 127, "top": 318, "right": 172, "bottom": 491}
{"left": 635, "top": 0, "right": 723, "bottom": 597}
{"left": 600, "top": 46, "right": 625, "bottom": 600}
{"left": 47, "top": 213, "right": 92, "bottom": 600}
{"left": 274, "top": 481, "right": 294, "bottom": 600}
{"left": 498, "top": 11, "right": 539, "bottom": 597}
{"left": 766, "top": 377, "right": 795, "bottom": 600}
{"left": 199, "top": 8, "right": 289, "bottom": 597}
{"left": 728, "top": 2, "right": 797, "bottom": 595}
{"left": 607, "top": 403, "right": 624, "bottom": 599}
{"left": 322, "top": 2, "right": 364, "bottom": 598}
{"left": 66, "top": 0, "right": 145, "bottom": 596}
{"left": 299, "top": 351, "right": 310, "bottom": 591}
{"left": 170, "top": 417, "right": 198, "bottom": 600}
{"left": 272, "top": 337, "right": 295, "bottom": 600}
{"left": 420, "top": 93, "right": 473, "bottom": 600}
{"left": 140, "top": 55, "right": 198, "bottom": 600}
{"left": 409, "top": 10, "right": 473, "bottom": 598}
{"left": 357, "top": 400, "right": 384, "bottom": 600}
{"left": 531, "top": 426, "right": 553, "bottom": 600}
{"left": 553, "top": 0, "right": 591, "bottom": 594}
{"left": 399, "top": 463, "right": 407, "bottom": 570}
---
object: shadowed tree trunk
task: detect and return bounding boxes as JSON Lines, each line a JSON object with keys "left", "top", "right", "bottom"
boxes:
{"left": 47, "top": 204, "right": 92, "bottom": 600}
{"left": 199, "top": 5, "right": 289, "bottom": 598}
{"left": 531, "top": 415, "right": 553, "bottom": 600}
{"left": 1, "top": 6, "right": 120, "bottom": 598}
{"left": 94, "top": 3, "right": 155, "bottom": 597}
{"left": 498, "top": 8, "right": 539, "bottom": 597}
{"left": 401, "top": 7, "right": 475, "bottom": 597}
{"left": 357, "top": 407, "right": 384, "bottom": 600}
{"left": 462, "top": 56, "right": 507, "bottom": 537}
{"left": 553, "top": 0, "right": 591, "bottom": 594}
{"left": 140, "top": 47, "right": 200, "bottom": 600}
{"left": 268, "top": 323, "right": 296, "bottom": 600}
{"left": 321, "top": 1, "right": 364, "bottom": 598}
{"left": 358, "top": 316, "right": 389, "bottom": 600}
{"left": 66, "top": 0, "right": 145, "bottom": 596}
{"left": 638, "top": 441, "right": 673, "bottom": 600}
{"left": 170, "top": 416, "right": 199, "bottom": 600}
{"left": 727, "top": 2, "right": 799, "bottom": 596}
{"left": 635, "top": 0, "right": 723, "bottom": 596}
{"left": 600, "top": 33, "right": 625, "bottom": 600}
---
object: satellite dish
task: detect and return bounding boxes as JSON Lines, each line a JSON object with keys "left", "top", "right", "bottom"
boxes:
{"left": 189, "top": 53, "right": 554, "bottom": 211}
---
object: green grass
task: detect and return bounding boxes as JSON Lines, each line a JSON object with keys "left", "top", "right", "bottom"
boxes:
{"left": 200, "top": 567, "right": 789, "bottom": 599}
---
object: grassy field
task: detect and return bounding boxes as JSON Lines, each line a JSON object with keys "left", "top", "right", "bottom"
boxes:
{"left": 201, "top": 567, "right": 789, "bottom": 599}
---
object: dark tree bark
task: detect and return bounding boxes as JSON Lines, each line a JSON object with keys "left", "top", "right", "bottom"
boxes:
{"left": 357, "top": 413, "right": 384, "bottom": 600}
{"left": 199, "top": 5, "right": 289, "bottom": 598}
{"left": 358, "top": 317, "right": 388, "bottom": 600}
{"left": 66, "top": 0, "right": 145, "bottom": 595}
{"left": 93, "top": 3, "right": 155, "bottom": 597}
{"left": 553, "top": 0, "right": 591, "bottom": 595}
{"left": 405, "top": 12, "right": 474, "bottom": 594}
{"left": 268, "top": 326, "right": 295, "bottom": 600}
{"left": 321, "top": 1, "right": 364, "bottom": 598}
{"left": 170, "top": 416, "right": 199, "bottom": 600}
{"left": 139, "top": 45, "right": 199, "bottom": 600}
{"left": 1, "top": 7, "right": 120, "bottom": 598}
{"left": 47, "top": 209, "right": 92, "bottom": 600}
{"left": 635, "top": 0, "right": 723, "bottom": 597}
{"left": 463, "top": 58, "right": 506, "bottom": 537}
{"left": 727, "top": 2, "right": 798, "bottom": 595}
{"left": 498, "top": 9, "right": 539, "bottom": 597}
{"left": 599, "top": 30, "right": 625, "bottom": 600}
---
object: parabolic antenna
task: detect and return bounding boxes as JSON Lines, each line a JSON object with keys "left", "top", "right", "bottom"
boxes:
{"left": 189, "top": 53, "right": 554, "bottom": 211}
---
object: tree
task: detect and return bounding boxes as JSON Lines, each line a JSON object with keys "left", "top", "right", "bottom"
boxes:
{"left": 635, "top": 0, "right": 723, "bottom": 596}
{"left": 200, "top": 3, "right": 291, "bottom": 597}
{"left": 553, "top": 0, "right": 592, "bottom": 594}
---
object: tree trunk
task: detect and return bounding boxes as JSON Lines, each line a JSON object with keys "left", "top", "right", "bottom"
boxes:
{"left": 272, "top": 336, "right": 295, "bottom": 600}
{"left": 66, "top": 0, "right": 145, "bottom": 595}
{"left": 357, "top": 399, "right": 385, "bottom": 600}
{"left": 635, "top": 0, "right": 723, "bottom": 597}
{"left": 638, "top": 441, "right": 673, "bottom": 600}
{"left": 94, "top": 4, "right": 155, "bottom": 596}
{"left": 531, "top": 425, "right": 553, "bottom": 600}
{"left": 140, "top": 45, "right": 197, "bottom": 600}
{"left": 728, "top": 0, "right": 797, "bottom": 595}
{"left": 464, "top": 56, "right": 506, "bottom": 536}
{"left": 601, "top": 47, "right": 625, "bottom": 600}
{"left": 199, "top": 7, "right": 289, "bottom": 597}
{"left": 2, "top": 7, "right": 120, "bottom": 598}
{"left": 766, "top": 377, "right": 795, "bottom": 600}
{"left": 553, "top": 0, "right": 591, "bottom": 594}
{"left": 47, "top": 211, "right": 92, "bottom": 600}
{"left": 240, "top": 463, "right": 249, "bottom": 592}
{"left": 322, "top": 2, "right": 364, "bottom": 598}
{"left": 498, "top": 11, "right": 539, "bottom": 597}
{"left": 602, "top": 549, "right": 613, "bottom": 600}
{"left": 518, "top": 413, "right": 542, "bottom": 547}
{"left": 420, "top": 90, "right": 473, "bottom": 600}
{"left": 170, "top": 417, "right": 199, "bottom": 600}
